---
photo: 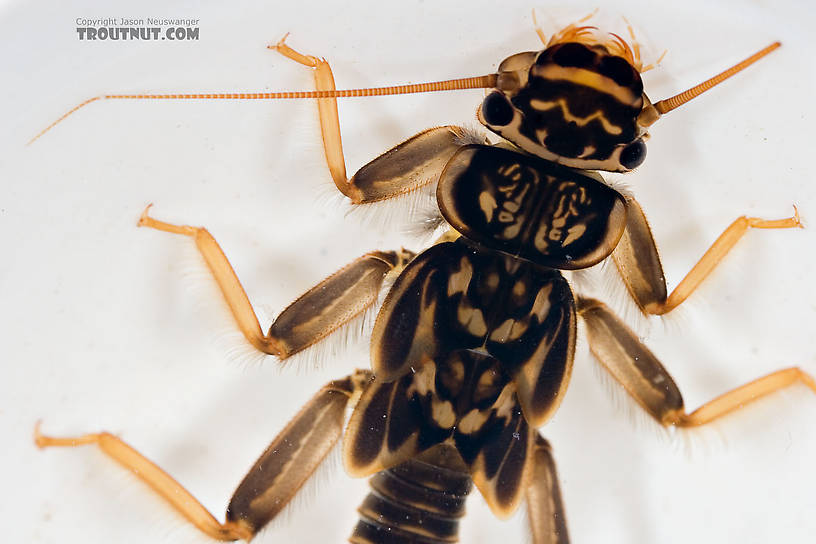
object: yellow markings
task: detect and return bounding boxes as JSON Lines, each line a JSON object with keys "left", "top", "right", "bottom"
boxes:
{"left": 563, "top": 223, "right": 588, "bottom": 245}
{"left": 489, "top": 318, "right": 529, "bottom": 343}
{"left": 500, "top": 218, "right": 523, "bottom": 239}
{"left": 407, "top": 361, "right": 437, "bottom": 398}
{"left": 532, "top": 64, "right": 639, "bottom": 106}
{"left": 347, "top": 430, "right": 422, "bottom": 478}
{"left": 491, "top": 384, "right": 518, "bottom": 421}
{"left": 349, "top": 370, "right": 372, "bottom": 406}
{"left": 514, "top": 307, "right": 571, "bottom": 427}
{"left": 438, "top": 358, "right": 465, "bottom": 395}
{"left": 534, "top": 182, "right": 594, "bottom": 249}
{"left": 447, "top": 257, "right": 473, "bottom": 297}
{"left": 503, "top": 199, "right": 521, "bottom": 213}
{"left": 474, "top": 367, "right": 503, "bottom": 403}
{"left": 483, "top": 94, "right": 630, "bottom": 171}
{"left": 457, "top": 305, "right": 488, "bottom": 336}
{"left": 529, "top": 97, "right": 623, "bottom": 136}
{"left": 531, "top": 284, "right": 554, "bottom": 321}
{"left": 405, "top": 274, "right": 440, "bottom": 374}
{"left": 490, "top": 164, "right": 538, "bottom": 240}
{"left": 577, "top": 144, "right": 597, "bottom": 158}
{"left": 458, "top": 409, "right": 490, "bottom": 434}
{"left": 476, "top": 367, "right": 500, "bottom": 390}
{"left": 497, "top": 162, "right": 533, "bottom": 184}
{"left": 431, "top": 399, "right": 457, "bottom": 429}
{"left": 479, "top": 191, "right": 498, "bottom": 222}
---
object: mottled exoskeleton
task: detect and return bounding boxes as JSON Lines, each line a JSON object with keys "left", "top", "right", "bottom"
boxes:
{"left": 36, "top": 17, "right": 814, "bottom": 544}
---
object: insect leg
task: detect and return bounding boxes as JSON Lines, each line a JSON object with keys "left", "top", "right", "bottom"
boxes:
{"left": 270, "top": 34, "right": 351, "bottom": 198}
{"left": 612, "top": 198, "right": 802, "bottom": 315}
{"left": 35, "top": 370, "right": 372, "bottom": 541}
{"left": 577, "top": 297, "right": 816, "bottom": 426}
{"left": 525, "top": 435, "right": 570, "bottom": 544}
{"left": 138, "top": 205, "right": 412, "bottom": 358}
{"left": 270, "top": 36, "right": 472, "bottom": 204}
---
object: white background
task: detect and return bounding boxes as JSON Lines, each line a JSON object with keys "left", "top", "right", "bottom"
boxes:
{"left": 2, "top": 1, "right": 815, "bottom": 543}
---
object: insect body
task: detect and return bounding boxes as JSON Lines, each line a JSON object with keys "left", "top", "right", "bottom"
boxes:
{"left": 32, "top": 11, "right": 816, "bottom": 544}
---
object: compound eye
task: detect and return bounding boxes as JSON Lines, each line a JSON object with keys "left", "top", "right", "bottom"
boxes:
{"left": 481, "top": 91, "right": 514, "bottom": 127}
{"left": 620, "top": 139, "right": 647, "bottom": 170}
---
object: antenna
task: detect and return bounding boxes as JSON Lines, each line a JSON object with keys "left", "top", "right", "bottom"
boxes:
{"left": 28, "top": 74, "right": 498, "bottom": 145}
{"left": 639, "top": 42, "right": 780, "bottom": 127}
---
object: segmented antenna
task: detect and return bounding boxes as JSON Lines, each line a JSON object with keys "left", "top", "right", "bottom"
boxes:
{"left": 28, "top": 74, "right": 498, "bottom": 145}
{"left": 651, "top": 42, "right": 780, "bottom": 117}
